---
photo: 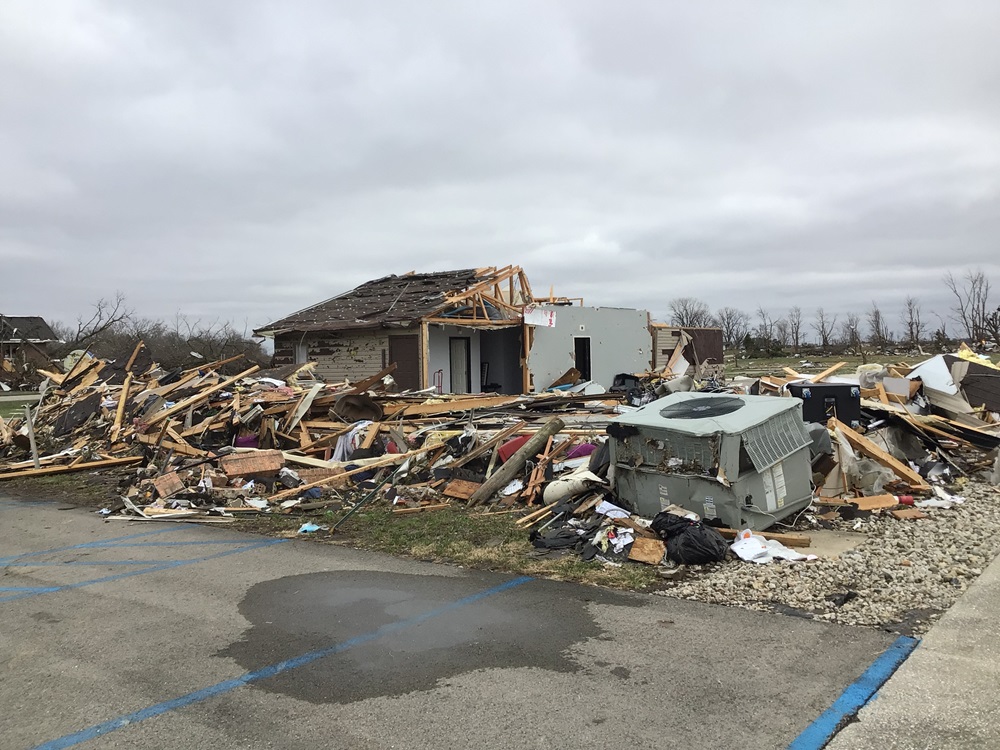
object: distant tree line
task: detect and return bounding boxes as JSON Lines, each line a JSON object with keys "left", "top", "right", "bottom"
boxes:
{"left": 667, "top": 269, "right": 1000, "bottom": 358}
{"left": 50, "top": 293, "right": 268, "bottom": 375}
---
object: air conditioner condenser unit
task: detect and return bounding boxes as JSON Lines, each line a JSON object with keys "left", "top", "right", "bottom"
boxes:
{"left": 608, "top": 392, "right": 814, "bottom": 530}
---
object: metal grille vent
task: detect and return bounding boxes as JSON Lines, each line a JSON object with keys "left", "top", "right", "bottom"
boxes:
{"left": 740, "top": 409, "right": 810, "bottom": 471}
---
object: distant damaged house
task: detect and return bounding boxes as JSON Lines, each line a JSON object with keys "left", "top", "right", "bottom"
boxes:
{"left": 0, "top": 315, "right": 61, "bottom": 372}
{"left": 254, "top": 266, "right": 653, "bottom": 394}
{"left": 650, "top": 324, "right": 725, "bottom": 378}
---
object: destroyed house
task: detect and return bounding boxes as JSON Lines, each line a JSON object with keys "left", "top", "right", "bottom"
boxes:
{"left": 650, "top": 324, "right": 725, "bottom": 378}
{"left": 0, "top": 315, "right": 61, "bottom": 369}
{"left": 254, "top": 266, "right": 653, "bottom": 395}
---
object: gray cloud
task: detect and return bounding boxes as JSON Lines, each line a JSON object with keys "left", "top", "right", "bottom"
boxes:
{"left": 2, "top": 1, "right": 999, "bottom": 340}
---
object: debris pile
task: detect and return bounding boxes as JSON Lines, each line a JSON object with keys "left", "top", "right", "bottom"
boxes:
{"left": 2, "top": 339, "right": 1000, "bottom": 632}
{"left": 0, "top": 343, "right": 633, "bottom": 524}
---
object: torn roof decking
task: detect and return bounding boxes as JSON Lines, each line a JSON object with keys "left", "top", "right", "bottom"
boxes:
{"left": 0, "top": 315, "right": 60, "bottom": 343}
{"left": 255, "top": 266, "right": 533, "bottom": 336}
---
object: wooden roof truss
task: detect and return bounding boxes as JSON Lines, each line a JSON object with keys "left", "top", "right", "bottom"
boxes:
{"left": 422, "top": 265, "right": 534, "bottom": 326}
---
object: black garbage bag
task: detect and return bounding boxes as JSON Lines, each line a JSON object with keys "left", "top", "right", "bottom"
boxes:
{"left": 650, "top": 512, "right": 729, "bottom": 564}
{"left": 529, "top": 527, "right": 583, "bottom": 550}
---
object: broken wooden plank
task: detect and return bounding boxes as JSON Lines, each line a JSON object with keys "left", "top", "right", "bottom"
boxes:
{"left": 449, "top": 420, "right": 527, "bottom": 470}
{"left": 110, "top": 372, "right": 133, "bottom": 443}
{"left": 811, "top": 361, "right": 847, "bottom": 383}
{"left": 282, "top": 382, "right": 324, "bottom": 433}
{"left": 714, "top": 527, "right": 812, "bottom": 548}
{"left": 401, "top": 395, "right": 521, "bottom": 417}
{"left": 850, "top": 494, "right": 902, "bottom": 511}
{"left": 268, "top": 444, "right": 440, "bottom": 500}
{"left": 614, "top": 516, "right": 658, "bottom": 539}
{"left": 143, "top": 365, "right": 260, "bottom": 428}
{"left": 890, "top": 508, "right": 928, "bottom": 520}
{"left": 135, "top": 433, "right": 209, "bottom": 457}
{"left": 151, "top": 471, "right": 185, "bottom": 499}
{"left": 0, "top": 456, "right": 143, "bottom": 481}
{"left": 830, "top": 417, "right": 931, "bottom": 491}
{"left": 392, "top": 503, "right": 450, "bottom": 515}
{"left": 442, "top": 479, "right": 482, "bottom": 500}
{"left": 218, "top": 449, "right": 285, "bottom": 478}
{"left": 627, "top": 537, "right": 667, "bottom": 564}
{"left": 515, "top": 500, "right": 559, "bottom": 526}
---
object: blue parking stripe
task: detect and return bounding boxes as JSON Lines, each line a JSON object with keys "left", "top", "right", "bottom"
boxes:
{"left": 3, "top": 560, "right": 183, "bottom": 567}
{"left": 32, "top": 575, "right": 534, "bottom": 749}
{"left": 787, "top": 636, "right": 920, "bottom": 749}
{"left": 105, "top": 539, "right": 263, "bottom": 548}
{"left": 0, "top": 539, "right": 289, "bottom": 603}
{"left": 0, "top": 527, "right": 184, "bottom": 564}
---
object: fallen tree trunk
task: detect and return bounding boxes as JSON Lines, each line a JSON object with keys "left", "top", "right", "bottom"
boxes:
{"left": 468, "top": 417, "right": 565, "bottom": 507}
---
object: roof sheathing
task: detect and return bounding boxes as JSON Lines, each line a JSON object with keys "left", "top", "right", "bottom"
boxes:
{"left": 256, "top": 268, "right": 493, "bottom": 335}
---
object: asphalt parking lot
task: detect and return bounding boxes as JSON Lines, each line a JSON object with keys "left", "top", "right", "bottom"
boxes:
{"left": 0, "top": 494, "right": 898, "bottom": 750}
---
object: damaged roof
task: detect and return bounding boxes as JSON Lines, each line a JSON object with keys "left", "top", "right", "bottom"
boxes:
{"left": 0, "top": 315, "right": 59, "bottom": 343}
{"left": 255, "top": 268, "right": 499, "bottom": 335}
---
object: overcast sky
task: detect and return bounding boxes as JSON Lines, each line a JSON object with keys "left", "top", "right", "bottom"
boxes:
{"left": 3, "top": 1, "right": 999, "bottom": 339}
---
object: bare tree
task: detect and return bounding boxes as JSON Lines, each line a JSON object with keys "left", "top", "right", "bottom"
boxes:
{"left": 774, "top": 318, "right": 791, "bottom": 347}
{"left": 716, "top": 306, "right": 750, "bottom": 349}
{"left": 840, "top": 312, "right": 865, "bottom": 361}
{"left": 944, "top": 270, "right": 992, "bottom": 343}
{"left": 899, "top": 296, "right": 926, "bottom": 349}
{"left": 755, "top": 306, "right": 775, "bottom": 342}
{"left": 866, "top": 301, "right": 893, "bottom": 351}
{"left": 812, "top": 308, "right": 837, "bottom": 351}
{"left": 668, "top": 297, "right": 715, "bottom": 327}
{"left": 54, "top": 292, "right": 133, "bottom": 355}
{"left": 787, "top": 306, "right": 803, "bottom": 353}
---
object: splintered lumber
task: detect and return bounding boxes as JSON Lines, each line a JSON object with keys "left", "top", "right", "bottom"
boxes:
{"left": 812, "top": 362, "right": 847, "bottom": 383}
{"left": 124, "top": 340, "right": 146, "bottom": 372}
{"left": 342, "top": 363, "right": 398, "bottom": 396}
{"left": 282, "top": 383, "right": 324, "bottom": 432}
{"left": 515, "top": 501, "right": 559, "bottom": 526}
{"left": 218, "top": 449, "right": 285, "bottom": 478}
{"left": 714, "top": 527, "right": 812, "bottom": 548}
{"left": 442, "top": 479, "right": 482, "bottom": 500}
{"left": 110, "top": 372, "right": 133, "bottom": 442}
{"left": 891, "top": 508, "right": 928, "bottom": 520}
{"left": 401, "top": 395, "right": 521, "bottom": 417}
{"left": 830, "top": 418, "right": 931, "bottom": 491}
{"left": 850, "top": 494, "right": 902, "bottom": 511}
{"left": 614, "top": 516, "right": 658, "bottom": 539}
{"left": 547, "top": 368, "right": 582, "bottom": 389}
{"left": 268, "top": 444, "right": 439, "bottom": 501}
{"left": 468, "top": 417, "right": 565, "bottom": 506}
{"left": 449, "top": 420, "right": 528, "bottom": 470}
{"left": 152, "top": 471, "right": 185, "bottom": 498}
{"left": 0, "top": 456, "right": 143, "bottom": 481}
{"left": 392, "top": 503, "right": 450, "bottom": 515}
{"left": 144, "top": 365, "right": 260, "bottom": 428}
{"left": 135, "top": 433, "right": 209, "bottom": 458}
{"left": 628, "top": 537, "right": 667, "bottom": 564}
{"left": 181, "top": 353, "right": 245, "bottom": 375}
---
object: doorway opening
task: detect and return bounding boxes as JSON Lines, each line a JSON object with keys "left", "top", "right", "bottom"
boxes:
{"left": 574, "top": 337, "right": 592, "bottom": 381}
{"left": 449, "top": 337, "right": 471, "bottom": 393}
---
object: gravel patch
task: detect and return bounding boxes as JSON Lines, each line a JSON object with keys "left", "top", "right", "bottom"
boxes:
{"left": 654, "top": 481, "right": 1000, "bottom": 634}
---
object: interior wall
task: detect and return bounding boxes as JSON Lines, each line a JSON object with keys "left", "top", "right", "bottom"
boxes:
{"left": 480, "top": 328, "right": 523, "bottom": 394}
{"left": 527, "top": 306, "right": 651, "bottom": 391}
{"left": 427, "top": 324, "right": 482, "bottom": 394}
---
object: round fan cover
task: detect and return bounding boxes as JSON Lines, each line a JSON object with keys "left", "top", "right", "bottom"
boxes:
{"left": 659, "top": 396, "right": 745, "bottom": 419}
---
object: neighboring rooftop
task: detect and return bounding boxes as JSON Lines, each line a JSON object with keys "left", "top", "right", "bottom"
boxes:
{"left": 0, "top": 315, "right": 59, "bottom": 343}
